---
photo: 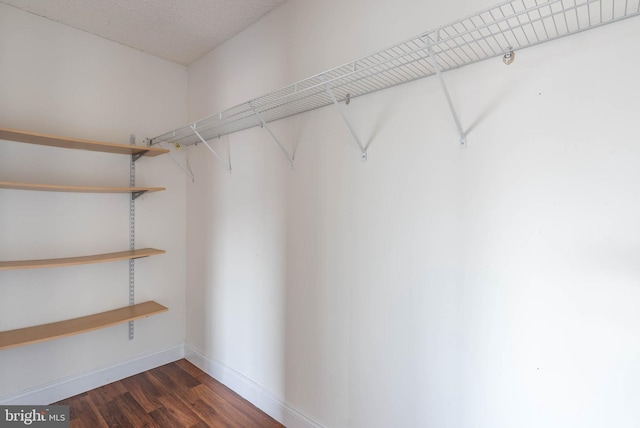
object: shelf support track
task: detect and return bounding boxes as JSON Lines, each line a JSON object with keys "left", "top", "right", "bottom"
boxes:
{"left": 250, "top": 104, "right": 295, "bottom": 167}
{"left": 423, "top": 33, "right": 467, "bottom": 146}
{"left": 323, "top": 81, "right": 367, "bottom": 161}
{"left": 129, "top": 135, "right": 136, "bottom": 340}
{"left": 191, "top": 125, "right": 232, "bottom": 174}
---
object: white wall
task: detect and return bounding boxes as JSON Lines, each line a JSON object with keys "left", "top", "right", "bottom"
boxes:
{"left": 186, "top": 0, "right": 640, "bottom": 427}
{"left": 0, "top": 4, "right": 187, "bottom": 399}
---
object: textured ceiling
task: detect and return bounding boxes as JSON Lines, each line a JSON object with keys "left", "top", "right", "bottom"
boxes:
{"left": 0, "top": 0, "right": 286, "bottom": 65}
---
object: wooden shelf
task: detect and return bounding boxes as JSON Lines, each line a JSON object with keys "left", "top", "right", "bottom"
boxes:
{"left": 1, "top": 126, "right": 168, "bottom": 347}
{"left": 0, "top": 181, "right": 165, "bottom": 194}
{"left": 0, "top": 248, "right": 166, "bottom": 271}
{"left": 0, "top": 127, "right": 169, "bottom": 157}
{"left": 0, "top": 301, "right": 168, "bottom": 350}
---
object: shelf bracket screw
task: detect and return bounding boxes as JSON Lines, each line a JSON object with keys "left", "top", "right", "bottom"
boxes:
{"left": 503, "top": 48, "right": 515, "bottom": 65}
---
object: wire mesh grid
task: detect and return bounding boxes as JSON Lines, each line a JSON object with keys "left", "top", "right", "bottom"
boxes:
{"left": 150, "top": 0, "right": 640, "bottom": 146}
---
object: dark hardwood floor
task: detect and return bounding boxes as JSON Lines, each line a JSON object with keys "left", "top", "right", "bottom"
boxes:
{"left": 55, "top": 359, "right": 284, "bottom": 428}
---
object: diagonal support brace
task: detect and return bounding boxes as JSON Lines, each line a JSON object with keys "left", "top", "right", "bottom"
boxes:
{"left": 132, "top": 150, "right": 149, "bottom": 162}
{"left": 191, "top": 125, "right": 232, "bottom": 174}
{"left": 145, "top": 138, "right": 195, "bottom": 181}
{"left": 250, "top": 104, "right": 295, "bottom": 167}
{"left": 423, "top": 34, "right": 467, "bottom": 146}
{"left": 131, "top": 190, "right": 148, "bottom": 201}
{"left": 324, "top": 82, "right": 367, "bottom": 161}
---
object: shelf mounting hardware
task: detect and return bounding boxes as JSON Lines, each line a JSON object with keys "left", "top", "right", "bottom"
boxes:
{"left": 132, "top": 150, "right": 149, "bottom": 162}
{"left": 323, "top": 80, "right": 367, "bottom": 162}
{"left": 423, "top": 32, "right": 466, "bottom": 146}
{"left": 129, "top": 135, "right": 136, "bottom": 340}
{"left": 250, "top": 103, "right": 295, "bottom": 167}
{"left": 503, "top": 47, "right": 515, "bottom": 65}
{"left": 145, "top": 138, "right": 195, "bottom": 182}
{"left": 191, "top": 124, "right": 232, "bottom": 174}
{"left": 131, "top": 190, "right": 148, "bottom": 200}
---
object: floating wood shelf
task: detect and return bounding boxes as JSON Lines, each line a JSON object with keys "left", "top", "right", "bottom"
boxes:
{"left": 0, "top": 301, "right": 168, "bottom": 350}
{"left": 0, "top": 181, "right": 165, "bottom": 194}
{"left": 0, "top": 127, "right": 169, "bottom": 157}
{"left": 0, "top": 248, "right": 166, "bottom": 271}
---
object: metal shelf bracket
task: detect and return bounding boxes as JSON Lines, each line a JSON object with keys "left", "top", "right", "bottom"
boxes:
{"left": 423, "top": 32, "right": 467, "bottom": 146}
{"left": 131, "top": 190, "right": 148, "bottom": 200}
{"left": 132, "top": 150, "right": 149, "bottom": 162}
{"left": 144, "top": 138, "right": 195, "bottom": 182}
{"left": 324, "top": 81, "right": 367, "bottom": 162}
{"left": 250, "top": 103, "right": 295, "bottom": 167}
{"left": 191, "top": 124, "right": 232, "bottom": 174}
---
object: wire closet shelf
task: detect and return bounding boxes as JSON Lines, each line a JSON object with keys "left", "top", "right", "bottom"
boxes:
{"left": 149, "top": 0, "right": 640, "bottom": 147}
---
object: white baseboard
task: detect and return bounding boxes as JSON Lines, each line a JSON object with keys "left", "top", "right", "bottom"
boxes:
{"left": 0, "top": 344, "right": 185, "bottom": 405}
{"left": 185, "top": 345, "right": 324, "bottom": 428}
{"left": 1, "top": 344, "right": 324, "bottom": 428}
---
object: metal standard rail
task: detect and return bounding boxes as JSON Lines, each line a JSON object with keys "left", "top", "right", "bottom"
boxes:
{"left": 149, "top": 0, "right": 640, "bottom": 156}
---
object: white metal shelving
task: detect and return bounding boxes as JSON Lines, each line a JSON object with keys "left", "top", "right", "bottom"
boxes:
{"left": 149, "top": 0, "right": 640, "bottom": 156}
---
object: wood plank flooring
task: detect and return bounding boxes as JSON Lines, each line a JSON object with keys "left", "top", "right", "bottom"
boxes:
{"left": 54, "top": 359, "right": 285, "bottom": 428}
